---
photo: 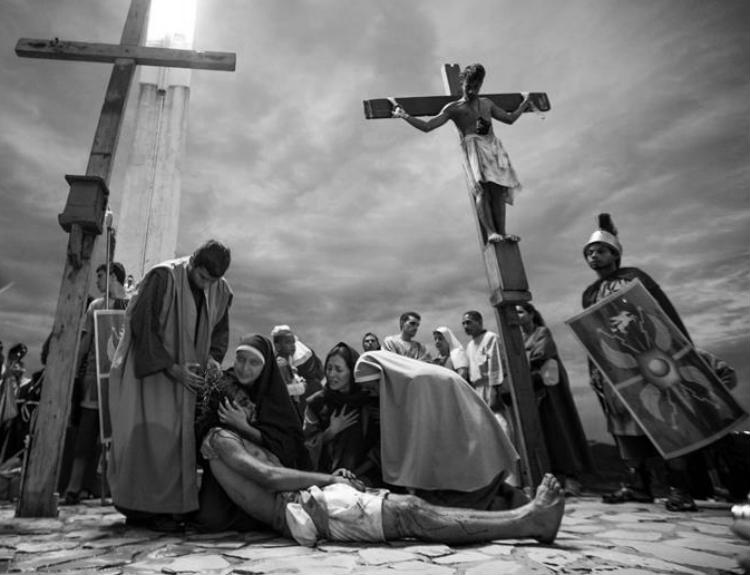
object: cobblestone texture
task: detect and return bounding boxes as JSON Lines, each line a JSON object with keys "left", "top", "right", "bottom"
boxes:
{"left": 0, "top": 497, "right": 746, "bottom": 574}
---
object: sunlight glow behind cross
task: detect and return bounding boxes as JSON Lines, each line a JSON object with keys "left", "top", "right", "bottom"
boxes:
{"left": 146, "top": 0, "right": 197, "bottom": 47}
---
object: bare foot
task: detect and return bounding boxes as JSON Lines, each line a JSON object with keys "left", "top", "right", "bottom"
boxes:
{"left": 487, "top": 233, "right": 520, "bottom": 244}
{"left": 530, "top": 473, "right": 565, "bottom": 544}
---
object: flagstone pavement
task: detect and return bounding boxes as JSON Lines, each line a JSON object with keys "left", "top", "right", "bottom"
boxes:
{"left": 0, "top": 497, "right": 747, "bottom": 574}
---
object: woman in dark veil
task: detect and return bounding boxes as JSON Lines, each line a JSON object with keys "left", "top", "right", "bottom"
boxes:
{"left": 303, "top": 342, "right": 381, "bottom": 486}
{"left": 193, "top": 334, "right": 311, "bottom": 531}
{"left": 516, "top": 303, "right": 593, "bottom": 496}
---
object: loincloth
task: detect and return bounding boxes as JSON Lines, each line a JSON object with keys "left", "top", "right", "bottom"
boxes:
{"left": 461, "top": 133, "right": 521, "bottom": 205}
{"left": 284, "top": 483, "right": 388, "bottom": 546}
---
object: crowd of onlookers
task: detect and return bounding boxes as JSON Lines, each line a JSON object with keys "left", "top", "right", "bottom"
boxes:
{"left": 0, "top": 304, "right": 587, "bottom": 505}
{"left": 0, "top": 224, "right": 747, "bottom": 537}
{"left": 0, "top": 241, "right": 590, "bottom": 530}
{"left": 0, "top": 340, "right": 45, "bottom": 463}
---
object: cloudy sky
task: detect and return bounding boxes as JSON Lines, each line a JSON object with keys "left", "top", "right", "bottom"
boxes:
{"left": 1, "top": 0, "right": 748, "bottom": 441}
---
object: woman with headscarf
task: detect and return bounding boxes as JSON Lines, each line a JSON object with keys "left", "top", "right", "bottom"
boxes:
{"left": 193, "top": 334, "right": 311, "bottom": 531}
{"left": 432, "top": 326, "right": 470, "bottom": 381}
{"left": 303, "top": 342, "right": 381, "bottom": 486}
{"left": 270, "top": 325, "right": 325, "bottom": 420}
{"left": 354, "top": 350, "right": 526, "bottom": 510}
{"left": 516, "top": 302, "right": 593, "bottom": 496}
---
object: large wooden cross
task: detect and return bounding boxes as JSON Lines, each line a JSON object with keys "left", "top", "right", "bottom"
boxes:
{"left": 363, "top": 64, "right": 551, "bottom": 488}
{"left": 14, "top": 0, "right": 235, "bottom": 517}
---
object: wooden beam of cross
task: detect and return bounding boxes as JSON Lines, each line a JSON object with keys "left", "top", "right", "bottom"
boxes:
{"left": 362, "top": 64, "right": 550, "bottom": 488}
{"left": 16, "top": 39, "right": 235, "bottom": 71}
{"left": 363, "top": 64, "right": 549, "bottom": 119}
{"left": 15, "top": 0, "right": 235, "bottom": 517}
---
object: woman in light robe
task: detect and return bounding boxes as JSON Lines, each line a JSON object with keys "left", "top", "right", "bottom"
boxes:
{"left": 354, "top": 351, "right": 527, "bottom": 510}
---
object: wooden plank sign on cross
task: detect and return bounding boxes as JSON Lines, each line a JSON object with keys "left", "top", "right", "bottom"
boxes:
{"left": 362, "top": 64, "right": 550, "bottom": 488}
{"left": 14, "top": 0, "right": 235, "bottom": 517}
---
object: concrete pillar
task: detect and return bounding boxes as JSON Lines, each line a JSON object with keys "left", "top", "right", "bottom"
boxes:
{"left": 115, "top": 33, "right": 192, "bottom": 284}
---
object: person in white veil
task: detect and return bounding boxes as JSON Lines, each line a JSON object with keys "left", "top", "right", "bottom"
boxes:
{"left": 270, "top": 325, "right": 324, "bottom": 419}
{"left": 432, "top": 326, "right": 469, "bottom": 381}
{"left": 354, "top": 351, "right": 526, "bottom": 510}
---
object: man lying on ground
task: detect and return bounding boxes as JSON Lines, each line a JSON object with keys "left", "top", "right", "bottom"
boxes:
{"left": 201, "top": 425, "right": 565, "bottom": 547}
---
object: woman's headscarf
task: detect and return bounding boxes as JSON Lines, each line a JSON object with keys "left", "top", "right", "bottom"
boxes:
{"left": 354, "top": 350, "right": 517, "bottom": 492}
{"left": 434, "top": 326, "right": 469, "bottom": 370}
{"left": 324, "top": 342, "right": 360, "bottom": 379}
{"left": 196, "top": 334, "right": 312, "bottom": 470}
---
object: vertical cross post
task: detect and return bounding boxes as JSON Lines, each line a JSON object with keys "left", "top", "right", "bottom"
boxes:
{"left": 363, "top": 66, "right": 551, "bottom": 488}
{"left": 441, "top": 64, "right": 549, "bottom": 487}
{"left": 15, "top": 0, "right": 150, "bottom": 517}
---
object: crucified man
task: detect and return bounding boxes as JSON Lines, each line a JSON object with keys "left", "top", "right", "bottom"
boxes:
{"left": 200, "top": 426, "right": 565, "bottom": 547}
{"left": 392, "top": 63, "right": 530, "bottom": 243}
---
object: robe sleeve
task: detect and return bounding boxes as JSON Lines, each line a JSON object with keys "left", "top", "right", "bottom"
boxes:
{"left": 527, "top": 327, "right": 556, "bottom": 369}
{"left": 582, "top": 277, "right": 607, "bottom": 309}
{"left": 131, "top": 268, "right": 175, "bottom": 378}
{"left": 526, "top": 327, "right": 559, "bottom": 391}
{"left": 209, "top": 293, "right": 232, "bottom": 364}
{"left": 487, "top": 334, "right": 504, "bottom": 387}
{"left": 382, "top": 336, "right": 396, "bottom": 353}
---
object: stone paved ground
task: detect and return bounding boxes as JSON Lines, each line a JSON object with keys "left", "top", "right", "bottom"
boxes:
{"left": 0, "top": 497, "right": 747, "bottom": 574}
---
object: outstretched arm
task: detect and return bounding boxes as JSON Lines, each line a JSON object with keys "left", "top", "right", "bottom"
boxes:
{"left": 393, "top": 100, "right": 453, "bottom": 132}
{"left": 208, "top": 429, "right": 355, "bottom": 492}
{"left": 490, "top": 94, "right": 531, "bottom": 125}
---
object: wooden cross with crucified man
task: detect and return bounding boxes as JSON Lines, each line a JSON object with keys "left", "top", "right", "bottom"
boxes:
{"left": 364, "top": 63, "right": 548, "bottom": 244}
{"left": 363, "top": 64, "right": 551, "bottom": 488}
{"left": 14, "top": 0, "right": 235, "bottom": 517}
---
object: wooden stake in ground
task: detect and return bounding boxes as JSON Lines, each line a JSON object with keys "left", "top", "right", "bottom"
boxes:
{"left": 363, "top": 64, "right": 551, "bottom": 488}
{"left": 14, "top": 0, "right": 235, "bottom": 517}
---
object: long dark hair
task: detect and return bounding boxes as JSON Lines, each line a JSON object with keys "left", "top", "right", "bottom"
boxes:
{"left": 324, "top": 342, "right": 360, "bottom": 392}
{"left": 308, "top": 342, "right": 373, "bottom": 415}
{"left": 518, "top": 302, "right": 545, "bottom": 328}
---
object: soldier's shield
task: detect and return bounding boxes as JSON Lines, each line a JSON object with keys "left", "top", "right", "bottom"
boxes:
{"left": 566, "top": 279, "right": 747, "bottom": 459}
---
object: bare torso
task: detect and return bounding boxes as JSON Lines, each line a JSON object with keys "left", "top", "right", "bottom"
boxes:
{"left": 203, "top": 429, "right": 283, "bottom": 526}
{"left": 447, "top": 97, "right": 493, "bottom": 137}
